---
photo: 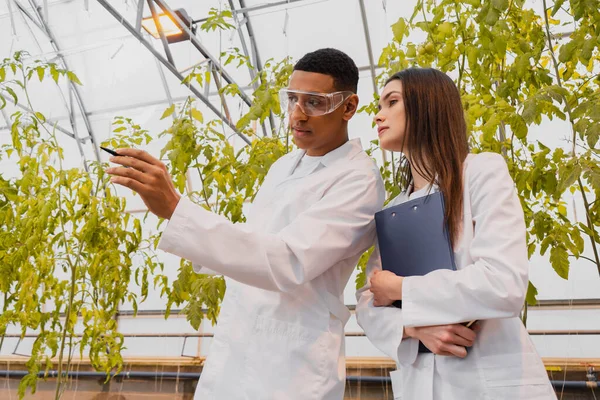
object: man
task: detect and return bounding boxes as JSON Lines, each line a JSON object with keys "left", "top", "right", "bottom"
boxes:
{"left": 107, "top": 48, "right": 385, "bottom": 399}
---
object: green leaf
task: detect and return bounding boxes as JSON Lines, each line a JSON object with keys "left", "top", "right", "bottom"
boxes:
{"left": 485, "top": 7, "right": 500, "bottom": 25}
{"left": 527, "top": 242, "right": 536, "bottom": 258}
{"left": 66, "top": 71, "right": 82, "bottom": 85}
{"left": 580, "top": 38, "right": 595, "bottom": 62}
{"left": 587, "top": 124, "right": 600, "bottom": 148}
{"left": 438, "top": 22, "right": 453, "bottom": 35}
{"left": 391, "top": 18, "right": 408, "bottom": 42}
{"left": 558, "top": 40, "right": 578, "bottom": 63}
{"left": 525, "top": 281, "right": 538, "bottom": 306}
{"left": 191, "top": 108, "right": 204, "bottom": 123}
{"left": 521, "top": 97, "right": 538, "bottom": 124}
{"left": 5, "top": 87, "right": 18, "bottom": 104}
{"left": 551, "top": 0, "right": 566, "bottom": 16}
{"left": 570, "top": 229, "right": 584, "bottom": 255}
{"left": 161, "top": 104, "right": 175, "bottom": 120}
{"left": 559, "top": 163, "right": 582, "bottom": 192}
{"left": 546, "top": 85, "right": 568, "bottom": 104}
{"left": 491, "top": 0, "right": 508, "bottom": 11}
{"left": 579, "top": 222, "right": 596, "bottom": 240}
{"left": 354, "top": 246, "right": 374, "bottom": 289}
{"left": 549, "top": 245, "right": 569, "bottom": 279}
{"left": 36, "top": 67, "right": 44, "bottom": 82}
{"left": 509, "top": 114, "right": 528, "bottom": 140}
{"left": 50, "top": 65, "right": 60, "bottom": 83}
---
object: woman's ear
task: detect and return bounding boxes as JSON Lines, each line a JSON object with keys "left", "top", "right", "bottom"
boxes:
{"left": 343, "top": 94, "right": 359, "bottom": 121}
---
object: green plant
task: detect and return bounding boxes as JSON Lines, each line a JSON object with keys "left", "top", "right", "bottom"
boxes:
{"left": 362, "top": 0, "right": 600, "bottom": 319}
{"left": 150, "top": 61, "right": 293, "bottom": 329}
{"left": 0, "top": 52, "right": 159, "bottom": 398}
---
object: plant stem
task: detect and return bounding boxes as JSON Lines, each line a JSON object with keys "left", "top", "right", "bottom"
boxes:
{"left": 541, "top": 0, "right": 576, "bottom": 155}
{"left": 541, "top": 0, "right": 599, "bottom": 276}
{"left": 453, "top": 4, "right": 467, "bottom": 92}
{"left": 0, "top": 293, "right": 8, "bottom": 353}
{"left": 196, "top": 168, "right": 212, "bottom": 208}
{"left": 54, "top": 255, "right": 78, "bottom": 400}
{"left": 577, "top": 177, "right": 600, "bottom": 276}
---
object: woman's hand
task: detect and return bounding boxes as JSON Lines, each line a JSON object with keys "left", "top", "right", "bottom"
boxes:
{"left": 369, "top": 270, "right": 403, "bottom": 306}
{"left": 404, "top": 323, "right": 480, "bottom": 358}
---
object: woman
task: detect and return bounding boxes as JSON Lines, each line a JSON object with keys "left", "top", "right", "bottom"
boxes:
{"left": 355, "top": 68, "right": 556, "bottom": 400}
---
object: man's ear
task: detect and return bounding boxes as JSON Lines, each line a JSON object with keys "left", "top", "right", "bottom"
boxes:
{"left": 343, "top": 94, "right": 359, "bottom": 121}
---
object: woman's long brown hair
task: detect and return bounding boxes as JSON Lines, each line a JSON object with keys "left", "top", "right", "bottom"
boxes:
{"left": 386, "top": 68, "right": 469, "bottom": 248}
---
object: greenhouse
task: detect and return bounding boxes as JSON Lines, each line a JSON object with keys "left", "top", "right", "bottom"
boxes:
{"left": 0, "top": 0, "right": 599, "bottom": 399}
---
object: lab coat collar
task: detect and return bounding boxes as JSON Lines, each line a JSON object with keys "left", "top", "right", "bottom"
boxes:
{"left": 283, "top": 138, "right": 364, "bottom": 180}
{"left": 319, "top": 138, "right": 364, "bottom": 167}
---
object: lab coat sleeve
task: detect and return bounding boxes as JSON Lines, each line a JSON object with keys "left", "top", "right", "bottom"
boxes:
{"left": 191, "top": 264, "right": 218, "bottom": 275}
{"left": 187, "top": 156, "right": 286, "bottom": 278}
{"left": 158, "top": 170, "right": 385, "bottom": 292}
{"left": 401, "top": 153, "right": 529, "bottom": 327}
{"left": 355, "top": 244, "right": 419, "bottom": 365}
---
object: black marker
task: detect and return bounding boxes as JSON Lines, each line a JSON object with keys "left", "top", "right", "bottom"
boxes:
{"left": 101, "top": 146, "right": 130, "bottom": 168}
{"left": 100, "top": 146, "right": 120, "bottom": 157}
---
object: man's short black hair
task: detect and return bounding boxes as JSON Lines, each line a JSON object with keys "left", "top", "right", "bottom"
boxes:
{"left": 293, "top": 48, "right": 359, "bottom": 93}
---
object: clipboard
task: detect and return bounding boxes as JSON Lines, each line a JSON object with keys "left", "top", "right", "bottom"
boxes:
{"left": 375, "top": 191, "right": 456, "bottom": 291}
{"left": 375, "top": 191, "right": 475, "bottom": 353}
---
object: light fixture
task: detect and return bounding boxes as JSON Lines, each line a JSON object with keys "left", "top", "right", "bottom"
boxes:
{"left": 141, "top": 8, "right": 196, "bottom": 44}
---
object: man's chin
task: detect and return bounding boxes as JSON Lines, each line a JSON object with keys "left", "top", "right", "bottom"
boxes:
{"left": 292, "top": 136, "right": 314, "bottom": 149}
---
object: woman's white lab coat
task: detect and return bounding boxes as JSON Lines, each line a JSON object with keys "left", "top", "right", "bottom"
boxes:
{"left": 356, "top": 152, "right": 556, "bottom": 400}
{"left": 159, "top": 139, "right": 385, "bottom": 400}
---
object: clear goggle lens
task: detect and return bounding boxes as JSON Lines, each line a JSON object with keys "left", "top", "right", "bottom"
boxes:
{"left": 278, "top": 89, "right": 353, "bottom": 116}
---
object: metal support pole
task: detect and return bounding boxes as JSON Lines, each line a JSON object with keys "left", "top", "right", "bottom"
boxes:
{"left": 135, "top": 0, "right": 145, "bottom": 32}
{"left": 96, "top": 0, "right": 251, "bottom": 145}
{"left": 26, "top": 0, "right": 101, "bottom": 163}
{"left": 238, "top": 0, "right": 277, "bottom": 136}
{"left": 146, "top": 0, "right": 175, "bottom": 66}
{"left": 152, "top": 0, "right": 253, "bottom": 107}
{"left": 193, "top": 0, "right": 310, "bottom": 23}
{"left": 358, "top": 0, "right": 387, "bottom": 165}
{"left": 228, "top": 0, "right": 269, "bottom": 137}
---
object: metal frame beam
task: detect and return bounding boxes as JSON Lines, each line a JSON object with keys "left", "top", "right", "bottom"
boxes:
{"left": 29, "top": 61, "right": 380, "bottom": 124}
{"left": 228, "top": 0, "right": 269, "bottom": 137}
{"left": 235, "top": 0, "right": 276, "bottom": 136}
{"left": 37, "top": 85, "right": 255, "bottom": 123}
{"left": 194, "top": 0, "right": 310, "bottom": 23}
{"left": 358, "top": 0, "right": 379, "bottom": 96}
{"left": 11, "top": 0, "right": 91, "bottom": 169}
{"left": 152, "top": 0, "right": 254, "bottom": 107}
{"left": 96, "top": 0, "right": 251, "bottom": 145}
{"left": 0, "top": 93, "right": 77, "bottom": 139}
{"left": 24, "top": 0, "right": 101, "bottom": 163}
{"left": 155, "top": 59, "right": 175, "bottom": 119}
{"left": 67, "top": 85, "right": 91, "bottom": 171}
{"left": 12, "top": 0, "right": 43, "bottom": 31}
{"left": 0, "top": 107, "right": 12, "bottom": 132}
{"left": 146, "top": 0, "right": 175, "bottom": 66}
{"left": 210, "top": 62, "right": 233, "bottom": 124}
{"left": 135, "top": 0, "right": 145, "bottom": 32}
{"left": 358, "top": 0, "right": 388, "bottom": 165}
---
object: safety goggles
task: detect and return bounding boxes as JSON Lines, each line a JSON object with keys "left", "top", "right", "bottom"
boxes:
{"left": 278, "top": 89, "right": 353, "bottom": 117}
